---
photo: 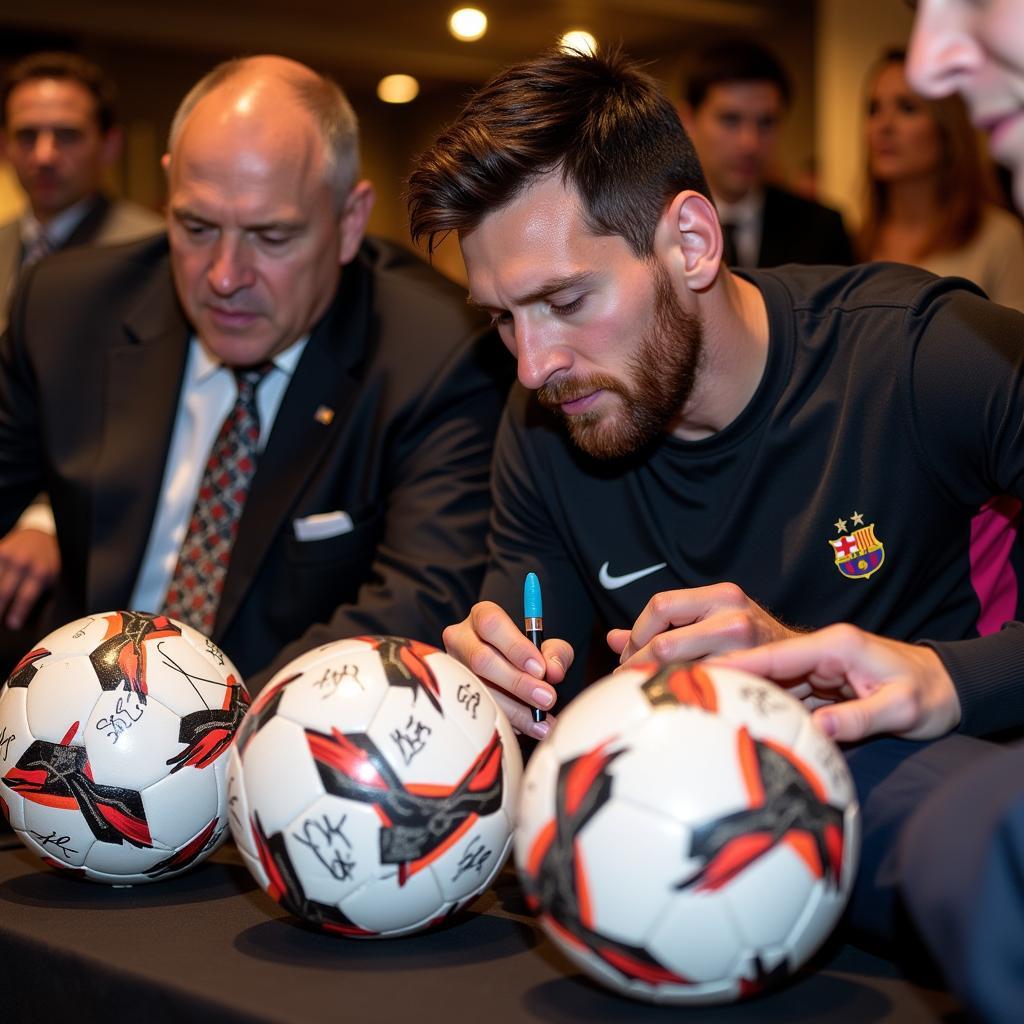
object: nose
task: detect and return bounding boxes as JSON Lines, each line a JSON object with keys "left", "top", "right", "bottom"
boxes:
{"left": 31, "top": 130, "right": 58, "bottom": 165}
{"left": 907, "top": 4, "right": 980, "bottom": 99}
{"left": 513, "top": 320, "right": 573, "bottom": 391}
{"left": 736, "top": 120, "right": 761, "bottom": 153}
{"left": 206, "top": 236, "right": 255, "bottom": 297}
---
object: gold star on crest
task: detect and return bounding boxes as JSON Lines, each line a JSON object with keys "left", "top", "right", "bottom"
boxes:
{"left": 851, "top": 511, "right": 865, "bottom": 526}
{"left": 834, "top": 517, "right": 848, "bottom": 534}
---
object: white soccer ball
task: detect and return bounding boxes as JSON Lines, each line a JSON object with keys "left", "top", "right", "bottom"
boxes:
{"left": 514, "top": 660, "right": 860, "bottom": 1004}
{"left": 228, "top": 634, "right": 523, "bottom": 937}
{"left": 0, "top": 611, "right": 247, "bottom": 883}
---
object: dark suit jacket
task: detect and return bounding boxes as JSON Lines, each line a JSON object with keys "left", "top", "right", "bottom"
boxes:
{"left": 757, "top": 184, "right": 854, "bottom": 267}
{"left": 0, "top": 193, "right": 162, "bottom": 333}
{"left": 0, "top": 233, "right": 509, "bottom": 692}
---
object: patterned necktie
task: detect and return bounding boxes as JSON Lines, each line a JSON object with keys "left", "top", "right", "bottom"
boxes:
{"left": 162, "top": 363, "right": 273, "bottom": 634}
{"left": 720, "top": 220, "right": 740, "bottom": 266}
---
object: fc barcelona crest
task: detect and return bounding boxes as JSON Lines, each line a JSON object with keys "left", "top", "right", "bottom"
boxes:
{"left": 829, "top": 519, "right": 885, "bottom": 580}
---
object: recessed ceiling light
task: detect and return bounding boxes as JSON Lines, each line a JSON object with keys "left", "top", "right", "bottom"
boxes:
{"left": 559, "top": 29, "right": 598, "bottom": 56}
{"left": 377, "top": 74, "right": 420, "bottom": 104}
{"left": 449, "top": 7, "right": 488, "bottom": 42}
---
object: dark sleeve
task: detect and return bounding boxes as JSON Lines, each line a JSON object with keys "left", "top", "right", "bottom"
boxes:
{"left": 479, "top": 388, "right": 599, "bottom": 671}
{"left": 923, "top": 626, "right": 1024, "bottom": 736}
{"left": 0, "top": 271, "right": 46, "bottom": 534}
{"left": 252, "top": 328, "right": 508, "bottom": 690}
{"left": 907, "top": 286, "right": 1024, "bottom": 733}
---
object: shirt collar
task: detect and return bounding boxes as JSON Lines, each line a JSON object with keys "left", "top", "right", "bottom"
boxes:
{"left": 714, "top": 188, "right": 764, "bottom": 227}
{"left": 191, "top": 333, "right": 309, "bottom": 385}
{"left": 20, "top": 195, "right": 97, "bottom": 249}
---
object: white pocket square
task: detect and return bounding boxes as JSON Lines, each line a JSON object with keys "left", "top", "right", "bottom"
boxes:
{"left": 293, "top": 510, "right": 354, "bottom": 541}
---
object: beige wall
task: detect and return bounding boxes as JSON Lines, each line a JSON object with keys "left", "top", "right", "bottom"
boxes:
{"left": 815, "top": 0, "right": 914, "bottom": 234}
{"left": 0, "top": 161, "right": 26, "bottom": 223}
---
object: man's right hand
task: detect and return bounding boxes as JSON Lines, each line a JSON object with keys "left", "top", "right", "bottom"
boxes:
{"left": 0, "top": 528, "right": 59, "bottom": 630}
{"left": 442, "top": 600, "right": 573, "bottom": 739}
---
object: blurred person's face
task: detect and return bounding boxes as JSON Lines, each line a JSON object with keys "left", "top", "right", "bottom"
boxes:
{"left": 1, "top": 78, "right": 116, "bottom": 222}
{"left": 684, "top": 82, "right": 784, "bottom": 204}
{"left": 165, "top": 80, "right": 372, "bottom": 367}
{"left": 461, "top": 172, "right": 705, "bottom": 461}
{"left": 908, "top": 0, "right": 1024, "bottom": 211}
{"left": 866, "top": 61, "right": 942, "bottom": 184}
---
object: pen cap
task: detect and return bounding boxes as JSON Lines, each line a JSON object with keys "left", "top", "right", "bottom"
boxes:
{"left": 523, "top": 572, "right": 543, "bottom": 619}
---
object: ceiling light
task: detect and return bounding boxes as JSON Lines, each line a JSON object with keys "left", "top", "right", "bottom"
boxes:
{"left": 377, "top": 74, "right": 420, "bottom": 104}
{"left": 449, "top": 7, "right": 488, "bottom": 42}
{"left": 559, "top": 29, "right": 598, "bottom": 56}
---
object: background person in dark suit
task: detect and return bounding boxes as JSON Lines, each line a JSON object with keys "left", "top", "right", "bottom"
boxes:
{"left": 0, "top": 52, "right": 164, "bottom": 641}
{"left": 0, "top": 54, "right": 506, "bottom": 694}
{"left": 0, "top": 52, "right": 162, "bottom": 325}
{"left": 680, "top": 39, "right": 854, "bottom": 268}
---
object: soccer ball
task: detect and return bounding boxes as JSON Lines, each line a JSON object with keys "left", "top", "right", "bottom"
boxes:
{"left": 515, "top": 661, "right": 859, "bottom": 1004}
{"left": 228, "top": 635, "right": 522, "bottom": 937}
{"left": 0, "top": 611, "right": 248, "bottom": 884}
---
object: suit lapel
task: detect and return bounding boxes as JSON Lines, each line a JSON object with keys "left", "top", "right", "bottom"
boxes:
{"left": 64, "top": 194, "right": 113, "bottom": 249}
{"left": 214, "top": 259, "right": 373, "bottom": 636}
{"left": 0, "top": 223, "right": 20, "bottom": 327}
{"left": 89, "top": 262, "right": 190, "bottom": 611}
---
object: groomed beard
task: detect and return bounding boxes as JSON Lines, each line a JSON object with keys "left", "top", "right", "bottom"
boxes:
{"left": 536, "top": 264, "right": 704, "bottom": 460}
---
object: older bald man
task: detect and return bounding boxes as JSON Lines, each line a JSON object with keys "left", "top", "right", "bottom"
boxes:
{"left": 0, "top": 55, "right": 506, "bottom": 694}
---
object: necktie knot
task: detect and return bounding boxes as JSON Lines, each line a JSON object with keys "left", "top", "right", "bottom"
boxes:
{"left": 22, "top": 230, "right": 54, "bottom": 269}
{"left": 234, "top": 362, "right": 274, "bottom": 403}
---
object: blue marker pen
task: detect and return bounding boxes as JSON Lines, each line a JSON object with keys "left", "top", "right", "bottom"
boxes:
{"left": 524, "top": 572, "right": 547, "bottom": 723}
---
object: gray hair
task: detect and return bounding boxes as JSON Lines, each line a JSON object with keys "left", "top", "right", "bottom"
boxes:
{"left": 167, "top": 57, "right": 360, "bottom": 206}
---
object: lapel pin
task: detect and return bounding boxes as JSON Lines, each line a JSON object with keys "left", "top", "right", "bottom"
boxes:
{"left": 314, "top": 405, "right": 335, "bottom": 426}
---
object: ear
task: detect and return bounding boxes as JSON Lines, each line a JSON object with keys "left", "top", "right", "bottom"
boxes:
{"left": 338, "top": 179, "right": 375, "bottom": 265}
{"left": 99, "top": 126, "right": 124, "bottom": 168}
{"left": 655, "top": 189, "right": 724, "bottom": 293}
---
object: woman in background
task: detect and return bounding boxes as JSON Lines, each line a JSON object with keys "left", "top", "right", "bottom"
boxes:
{"left": 861, "top": 48, "right": 1024, "bottom": 312}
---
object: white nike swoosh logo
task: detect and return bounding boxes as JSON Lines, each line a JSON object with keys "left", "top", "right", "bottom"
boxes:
{"left": 598, "top": 561, "right": 668, "bottom": 590}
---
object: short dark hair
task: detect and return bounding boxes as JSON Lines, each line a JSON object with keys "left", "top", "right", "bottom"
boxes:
{"left": 1, "top": 51, "right": 118, "bottom": 133}
{"left": 407, "top": 47, "right": 711, "bottom": 259}
{"left": 684, "top": 40, "right": 791, "bottom": 110}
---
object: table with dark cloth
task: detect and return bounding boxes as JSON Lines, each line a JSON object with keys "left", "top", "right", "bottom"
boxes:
{"left": 0, "top": 840, "right": 962, "bottom": 1023}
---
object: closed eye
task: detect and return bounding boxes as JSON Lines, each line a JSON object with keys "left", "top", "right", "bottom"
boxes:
{"left": 551, "top": 296, "right": 584, "bottom": 316}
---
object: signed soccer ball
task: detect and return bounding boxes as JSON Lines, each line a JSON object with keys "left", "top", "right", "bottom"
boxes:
{"left": 515, "top": 661, "right": 859, "bottom": 1004}
{"left": 228, "top": 635, "right": 522, "bottom": 937}
{"left": 0, "top": 611, "right": 247, "bottom": 884}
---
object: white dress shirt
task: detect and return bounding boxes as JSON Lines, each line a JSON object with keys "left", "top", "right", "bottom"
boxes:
{"left": 19, "top": 195, "right": 96, "bottom": 255}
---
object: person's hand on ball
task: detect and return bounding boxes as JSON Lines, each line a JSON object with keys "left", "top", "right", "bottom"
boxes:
{"left": 443, "top": 601, "right": 572, "bottom": 739}
{"left": 711, "top": 623, "right": 962, "bottom": 742}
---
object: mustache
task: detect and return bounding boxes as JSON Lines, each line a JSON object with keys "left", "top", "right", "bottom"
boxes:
{"left": 537, "top": 374, "right": 624, "bottom": 409}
